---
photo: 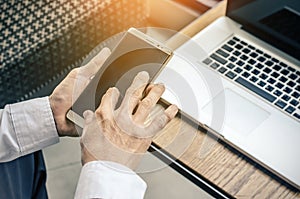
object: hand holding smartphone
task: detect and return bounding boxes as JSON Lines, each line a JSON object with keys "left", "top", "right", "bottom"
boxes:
{"left": 67, "top": 28, "right": 173, "bottom": 128}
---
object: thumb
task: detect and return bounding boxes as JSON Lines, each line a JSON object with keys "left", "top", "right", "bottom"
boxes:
{"left": 83, "top": 110, "right": 95, "bottom": 125}
{"left": 80, "top": 47, "right": 111, "bottom": 78}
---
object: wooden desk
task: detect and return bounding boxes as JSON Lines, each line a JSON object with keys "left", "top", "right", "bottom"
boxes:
{"left": 153, "top": 1, "right": 300, "bottom": 198}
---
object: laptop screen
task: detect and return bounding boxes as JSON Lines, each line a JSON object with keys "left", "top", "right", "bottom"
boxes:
{"left": 227, "top": 0, "right": 300, "bottom": 60}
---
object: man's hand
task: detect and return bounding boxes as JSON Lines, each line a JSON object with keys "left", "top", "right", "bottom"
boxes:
{"left": 49, "top": 47, "right": 111, "bottom": 137}
{"left": 80, "top": 71, "right": 178, "bottom": 169}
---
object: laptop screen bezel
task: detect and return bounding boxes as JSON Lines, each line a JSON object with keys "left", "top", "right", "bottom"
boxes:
{"left": 226, "top": 0, "right": 300, "bottom": 60}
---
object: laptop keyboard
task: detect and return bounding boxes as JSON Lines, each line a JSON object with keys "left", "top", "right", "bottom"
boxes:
{"left": 202, "top": 36, "right": 300, "bottom": 121}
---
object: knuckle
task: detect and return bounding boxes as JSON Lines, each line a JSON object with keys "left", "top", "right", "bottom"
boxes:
{"left": 140, "top": 98, "right": 152, "bottom": 109}
{"left": 95, "top": 108, "right": 106, "bottom": 120}
{"left": 125, "top": 87, "right": 135, "bottom": 95}
{"left": 70, "top": 68, "right": 79, "bottom": 76}
{"left": 132, "top": 90, "right": 140, "bottom": 99}
{"left": 79, "top": 138, "right": 85, "bottom": 148}
{"left": 156, "top": 116, "right": 167, "bottom": 129}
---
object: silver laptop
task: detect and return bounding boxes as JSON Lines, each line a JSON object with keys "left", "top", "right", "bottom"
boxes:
{"left": 155, "top": 0, "right": 300, "bottom": 189}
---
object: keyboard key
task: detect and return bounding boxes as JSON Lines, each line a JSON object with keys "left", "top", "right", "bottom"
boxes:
{"left": 260, "top": 73, "right": 268, "bottom": 80}
{"left": 275, "top": 100, "right": 287, "bottom": 109}
{"left": 242, "top": 72, "right": 250, "bottom": 78}
{"left": 255, "top": 63, "right": 264, "bottom": 69}
{"left": 292, "top": 91, "right": 300, "bottom": 99}
{"left": 267, "top": 78, "right": 276, "bottom": 84}
{"left": 241, "top": 41, "right": 247, "bottom": 45}
{"left": 279, "top": 62, "right": 287, "bottom": 67}
{"left": 229, "top": 56, "right": 237, "bottom": 62}
{"left": 271, "top": 72, "right": 280, "bottom": 78}
{"left": 222, "top": 44, "right": 233, "bottom": 52}
{"left": 217, "top": 49, "right": 230, "bottom": 58}
{"left": 283, "top": 87, "right": 292, "bottom": 94}
{"left": 234, "top": 67, "right": 243, "bottom": 74}
{"left": 287, "top": 81, "right": 296, "bottom": 88}
{"left": 296, "top": 71, "right": 300, "bottom": 76}
{"left": 233, "top": 50, "right": 241, "bottom": 56}
{"left": 244, "top": 65, "right": 252, "bottom": 71}
{"left": 242, "top": 48, "right": 251, "bottom": 54}
{"left": 210, "top": 62, "right": 220, "bottom": 69}
{"left": 233, "top": 37, "right": 240, "bottom": 41}
{"left": 203, "top": 58, "right": 212, "bottom": 65}
{"left": 258, "top": 56, "right": 266, "bottom": 62}
{"left": 263, "top": 67, "right": 272, "bottom": 74}
{"left": 248, "top": 59, "right": 256, "bottom": 65}
{"left": 288, "top": 66, "right": 296, "bottom": 72}
{"left": 265, "top": 60, "right": 274, "bottom": 66}
{"left": 275, "top": 82, "right": 284, "bottom": 89}
{"left": 227, "top": 40, "right": 236, "bottom": 46}
{"left": 256, "top": 49, "right": 263, "bottom": 54}
{"left": 282, "top": 94, "right": 291, "bottom": 101}
{"left": 218, "top": 67, "right": 227, "bottom": 74}
{"left": 240, "top": 55, "right": 249, "bottom": 61}
{"left": 274, "top": 90, "right": 282, "bottom": 97}
{"left": 250, "top": 76, "right": 258, "bottom": 83}
{"left": 235, "top": 77, "right": 276, "bottom": 103}
{"left": 290, "top": 99, "right": 299, "bottom": 106}
{"left": 296, "top": 85, "right": 300, "bottom": 92}
{"left": 248, "top": 45, "right": 255, "bottom": 50}
{"left": 294, "top": 113, "right": 300, "bottom": 120}
{"left": 297, "top": 78, "right": 300, "bottom": 84}
{"left": 266, "top": 85, "right": 274, "bottom": 92}
{"left": 237, "top": 60, "right": 245, "bottom": 66}
{"left": 250, "top": 52, "right": 258, "bottom": 58}
{"left": 279, "top": 76, "right": 288, "bottom": 83}
{"left": 285, "top": 106, "right": 296, "bottom": 114}
{"left": 281, "top": 69, "right": 289, "bottom": 75}
{"left": 258, "top": 81, "right": 266, "bottom": 87}
{"left": 273, "top": 65, "right": 282, "bottom": 71}
{"left": 271, "top": 57, "right": 279, "bottom": 63}
{"left": 226, "top": 71, "right": 237, "bottom": 79}
{"left": 264, "top": 53, "right": 271, "bottom": 59}
{"left": 252, "top": 69, "right": 260, "bottom": 75}
{"left": 226, "top": 63, "right": 235, "bottom": 69}
{"left": 235, "top": 44, "right": 243, "bottom": 49}
{"left": 288, "top": 73, "right": 297, "bottom": 80}
{"left": 211, "top": 53, "right": 227, "bottom": 65}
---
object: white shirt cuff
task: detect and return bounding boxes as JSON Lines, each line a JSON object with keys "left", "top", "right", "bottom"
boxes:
{"left": 75, "top": 161, "right": 147, "bottom": 199}
{"left": 7, "top": 97, "right": 59, "bottom": 160}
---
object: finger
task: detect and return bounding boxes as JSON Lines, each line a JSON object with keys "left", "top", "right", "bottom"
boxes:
{"left": 96, "top": 87, "right": 120, "bottom": 120}
{"left": 120, "top": 71, "right": 150, "bottom": 113}
{"left": 133, "top": 84, "right": 165, "bottom": 124}
{"left": 144, "top": 83, "right": 155, "bottom": 95}
{"left": 145, "top": 104, "right": 178, "bottom": 137}
{"left": 80, "top": 47, "right": 111, "bottom": 78}
{"left": 83, "top": 110, "right": 94, "bottom": 125}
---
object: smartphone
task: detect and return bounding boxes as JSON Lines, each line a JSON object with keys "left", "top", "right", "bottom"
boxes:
{"left": 67, "top": 28, "right": 173, "bottom": 128}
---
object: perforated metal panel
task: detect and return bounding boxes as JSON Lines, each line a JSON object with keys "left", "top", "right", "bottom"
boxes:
{"left": 0, "top": 0, "right": 147, "bottom": 107}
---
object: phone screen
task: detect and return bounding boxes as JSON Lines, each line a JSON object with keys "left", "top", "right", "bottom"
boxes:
{"left": 71, "top": 29, "right": 172, "bottom": 117}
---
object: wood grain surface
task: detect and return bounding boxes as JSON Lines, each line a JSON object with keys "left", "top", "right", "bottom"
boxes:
{"left": 153, "top": 117, "right": 300, "bottom": 198}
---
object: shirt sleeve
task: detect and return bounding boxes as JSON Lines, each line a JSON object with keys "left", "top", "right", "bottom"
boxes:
{"left": 75, "top": 161, "right": 147, "bottom": 199}
{"left": 0, "top": 97, "right": 59, "bottom": 162}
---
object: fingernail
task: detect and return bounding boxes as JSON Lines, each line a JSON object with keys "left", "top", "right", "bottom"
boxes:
{"left": 170, "top": 104, "right": 179, "bottom": 115}
{"left": 156, "top": 83, "right": 165, "bottom": 89}
{"left": 101, "top": 47, "right": 111, "bottom": 55}
{"left": 138, "top": 71, "right": 150, "bottom": 79}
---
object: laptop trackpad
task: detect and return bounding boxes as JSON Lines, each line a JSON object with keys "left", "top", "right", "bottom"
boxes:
{"left": 202, "top": 89, "right": 270, "bottom": 136}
